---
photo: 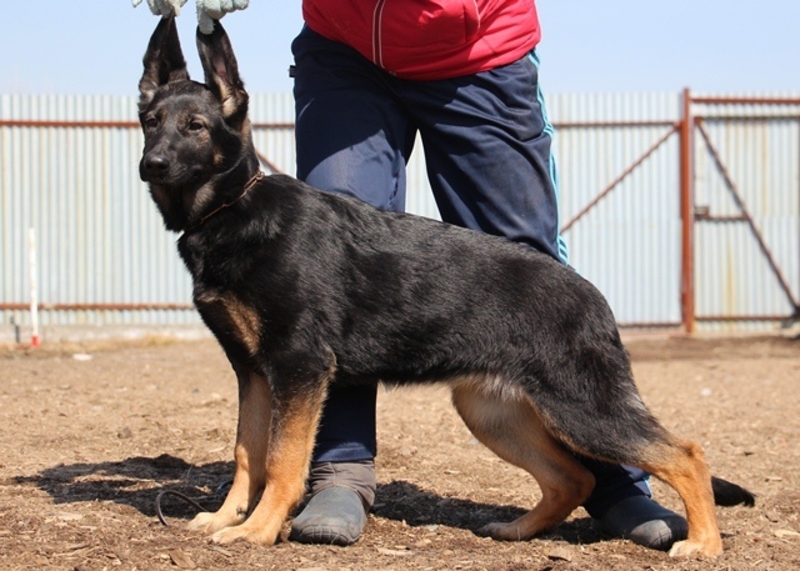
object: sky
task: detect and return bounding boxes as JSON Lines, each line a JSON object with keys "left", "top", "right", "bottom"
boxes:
{"left": 0, "top": 1, "right": 798, "bottom": 97}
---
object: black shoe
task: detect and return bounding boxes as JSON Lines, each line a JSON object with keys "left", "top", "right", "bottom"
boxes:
{"left": 289, "top": 460, "right": 376, "bottom": 546}
{"left": 593, "top": 496, "right": 688, "bottom": 551}
{"left": 290, "top": 486, "right": 368, "bottom": 545}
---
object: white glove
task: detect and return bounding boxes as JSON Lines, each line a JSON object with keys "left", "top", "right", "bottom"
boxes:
{"left": 196, "top": 0, "right": 249, "bottom": 34}
{"left": 133, "top": 0, "right": 248, "bottom": 34}
{"left": 132, "top": 0, "right": 188, "bottom": 16}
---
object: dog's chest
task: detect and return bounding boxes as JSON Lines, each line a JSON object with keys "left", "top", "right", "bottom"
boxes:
{"left": 194, "top": 288, "right": 261, "bottom": 356}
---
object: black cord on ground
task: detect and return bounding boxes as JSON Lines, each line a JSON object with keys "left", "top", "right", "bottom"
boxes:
{"left": 155, "top": 489, "right": 210, "bottom": 526}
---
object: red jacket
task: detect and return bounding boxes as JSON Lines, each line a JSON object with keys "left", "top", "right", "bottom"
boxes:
{"left": 302, "top": 0, "right": 541, "bottom": 80}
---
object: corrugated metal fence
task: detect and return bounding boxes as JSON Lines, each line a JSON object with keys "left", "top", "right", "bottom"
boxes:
{"left": 1, "top": 91, "right": 798, "bottom": 337}
{"left": 689, "top": 95, "right": 800, "bottom": 330}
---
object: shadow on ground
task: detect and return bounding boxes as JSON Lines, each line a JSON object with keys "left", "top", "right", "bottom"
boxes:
{"left": 14, "top": 455, "right": 601, "bottom": 545}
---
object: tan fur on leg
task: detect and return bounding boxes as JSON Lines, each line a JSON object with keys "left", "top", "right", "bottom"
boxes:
{"left": 211, "top": 367, "right": 332, "bottom": 546}
{"left": 451, "top": 379, "right": 595, "bottom": 541}
{"left": 639, "top": 440, "right": 722, "bottom": 557}
{"left": 188, "top": 368, "right": 271, "bottom": 534}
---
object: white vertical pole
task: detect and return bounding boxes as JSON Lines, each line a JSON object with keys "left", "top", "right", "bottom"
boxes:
{"left": 29, "top": 227, "right": 41, "bottom": 347}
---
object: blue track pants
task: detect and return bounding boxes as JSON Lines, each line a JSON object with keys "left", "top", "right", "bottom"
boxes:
{"left": 291, "top": 26, "right": 650, "bottom": 517}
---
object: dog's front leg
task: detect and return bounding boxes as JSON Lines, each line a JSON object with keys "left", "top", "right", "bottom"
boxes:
{"left": 188, "top": 365, "right": 271, "bottom": 534}
{"left": 210, "top": 358, "right": 334, "bottom": 546}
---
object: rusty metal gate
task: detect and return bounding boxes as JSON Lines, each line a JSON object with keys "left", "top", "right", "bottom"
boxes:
{"left": 555, "top": 90, "right": 799, "bottom": 332}
{"left": 686, "top": 93, "right": 800, "bottom": 332}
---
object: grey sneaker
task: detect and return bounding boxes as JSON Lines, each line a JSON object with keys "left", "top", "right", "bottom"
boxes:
{"left": 594, "top": 495, "right": 689, "bottom": 551}
{"left": 289, "top": 460, "right": 376, "bottom": 546}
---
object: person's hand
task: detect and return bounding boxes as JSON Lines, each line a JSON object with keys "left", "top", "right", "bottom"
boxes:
{"left": 196, "top": 0, "right": 249, "bottom": 34}
{"left": 133, "top": 0, "right": 248, "bottom": 34}
{"left": 132, "top": 0, "right": 188, "bottom": 17}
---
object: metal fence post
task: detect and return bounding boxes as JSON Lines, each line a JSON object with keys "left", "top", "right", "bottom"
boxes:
{"left": 679, "top": 87, "right": 695, "bottom": 333}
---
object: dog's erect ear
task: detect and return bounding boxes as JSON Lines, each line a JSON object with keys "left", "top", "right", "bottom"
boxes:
{"left": 139, "top": 15, "right": 190, "bottom": 111}
{"left": 196, "top": 20, "right": 249, "bottom": 125}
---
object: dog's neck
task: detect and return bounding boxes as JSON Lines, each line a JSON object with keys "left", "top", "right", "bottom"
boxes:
{"left": 185, "top": 168, "right": 265, "bottom": 234}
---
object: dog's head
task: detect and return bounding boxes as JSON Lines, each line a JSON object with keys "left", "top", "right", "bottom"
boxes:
{"left": 138, "top": 16, "right": 254, "bottom": 232}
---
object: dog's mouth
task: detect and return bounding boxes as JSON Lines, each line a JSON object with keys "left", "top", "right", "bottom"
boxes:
{"left": 140, "top": 160, "right": 207, "bottom": 187}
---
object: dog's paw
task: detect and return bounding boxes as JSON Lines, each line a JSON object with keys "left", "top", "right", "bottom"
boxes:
{"left": 668, "top": 538, "right": 722, "bottom": 558}
{"left": 187, "top": 511, "right": 243, "bottom": 534}
{"left": 210, "top": 523, "right": 278, "bottom": 546}
{"left": 477, "top": 522, "right": 528, "bottom": 542}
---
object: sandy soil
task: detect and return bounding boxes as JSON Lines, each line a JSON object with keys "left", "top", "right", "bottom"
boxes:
{"left": 1, "top": 333, "right": 798, "bottom": 570}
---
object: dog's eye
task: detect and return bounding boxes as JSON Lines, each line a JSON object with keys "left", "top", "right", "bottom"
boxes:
{"left": 144, "top": 116, "right": 159, "bottom": 129}
{"left": 188, "top": 120, "right": 205, "bottom": 132}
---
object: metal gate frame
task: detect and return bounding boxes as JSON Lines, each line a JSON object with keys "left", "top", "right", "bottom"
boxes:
{"left": 682, "top": 91, "right": 800, "bottom": 331}
{"left": 559, "top": 90, "right": 800, "bottom": 332}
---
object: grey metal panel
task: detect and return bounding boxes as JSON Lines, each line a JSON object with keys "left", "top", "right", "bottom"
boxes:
{"left": 0, "top": 94, "right": 198, "bottom": 328}
{"left": 405, "top": 136, "right": 440, "bottom": 220}
{"left": 692, "top": 95, "right": 800, "bottom": 331}
{"left": 546, "top": 92, "right": 683, "bottom": 326}
{"left": 250, "top": 92, "right": 297, "bottom": 175}
{"left": 2, "top": 91, "right": 798, "bottom": 333}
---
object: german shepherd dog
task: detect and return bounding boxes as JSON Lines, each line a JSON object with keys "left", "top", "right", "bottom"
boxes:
{"left": 138, "top": 16, "right": 754, "bottom": 557}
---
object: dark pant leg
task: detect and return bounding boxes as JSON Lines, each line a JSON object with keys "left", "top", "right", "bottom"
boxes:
{"left": 395, "top": 51, "right": 568, "bottom": 263}
{"left": 580, "top": 458, "right": 651, "bottom": 518}
{"left": 292, "top": 27, "right": 416, "bottom": 462}
{"left": 397, "top": 50, "right": 650, "bottom": 516}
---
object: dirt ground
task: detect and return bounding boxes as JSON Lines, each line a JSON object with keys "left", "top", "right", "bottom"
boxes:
{"left": 0, "top": 332, "right": 798, "bottom": 571}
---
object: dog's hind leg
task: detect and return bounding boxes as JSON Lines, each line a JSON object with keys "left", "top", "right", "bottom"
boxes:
{"left": 634, "top": 439, "right": 723, "bottom": 557}
{"left": 188, "top": 364, "right": 272, "bottom": 534}
{"left": 451, "top": 379, "right": 595, "bottom": 541}
{"left": 210, "top": 358, "right": 334, "bottom": 546}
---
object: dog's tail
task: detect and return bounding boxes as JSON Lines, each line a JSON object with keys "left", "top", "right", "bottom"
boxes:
{"left": 712, "top": 476, "right": 756, "bottom": 507}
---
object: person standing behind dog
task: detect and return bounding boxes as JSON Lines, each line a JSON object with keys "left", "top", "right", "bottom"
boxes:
{"left": 134, "top": 0, "right": 690, "bottom": 551}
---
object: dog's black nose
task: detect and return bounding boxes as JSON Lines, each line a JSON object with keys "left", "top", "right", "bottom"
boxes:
{"left": 143, "top": 154, "right": 170, "bottom": 174}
